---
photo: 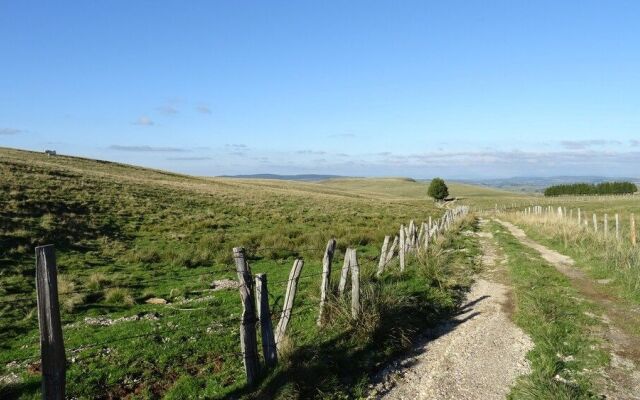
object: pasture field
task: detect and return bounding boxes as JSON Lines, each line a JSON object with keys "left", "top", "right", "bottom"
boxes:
{"left": 0, "top": 147, "right": 480, "bottom": 399}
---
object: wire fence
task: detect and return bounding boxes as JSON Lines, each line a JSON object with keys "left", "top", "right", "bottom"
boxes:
{"left": 1, "top": 207, "right": 471, "bottom": 398}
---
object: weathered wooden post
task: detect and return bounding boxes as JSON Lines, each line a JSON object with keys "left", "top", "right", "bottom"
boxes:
{"left": 35, "top": 245, "right": 66, "bottom": 400}
{"left": 317, "top": 239, "right": 337, "bottom": 326}
{"left": 632, "top": 214, "right": 637, "bottom": 246}
{"left": 424, "top": 227, "right": 430, "bottom": 250}
{"left": 338, "top": 249, "right": 352, "bottom": 296}
{"left": 255, "top": 274, "right": 277, "bottom": 368}
{"left": 275, "top": 259, "right": 304, "bottom": 350}
{"left": 409, "top": 220, "right": 416, "bottom": 249}
{"left": 604, "top": 214, "right": 608, "bottom": 238}
{"left": 616, "top": 213, "right": 620, "bottom": 240}
{"left": 350, "top": 249, "right": 360, "bottom": 319}
{"left": 385, "top": 236, "right": 398, "bottom": 266}
{"left": 233, "top": 247, "right": 259, "bottom": 386}
{"left": 376, "top": 236, "right": 390, "bottom": 278}
{"left": 399, "top": 226, "right": 406, "bottom": 272}
{"left": 578, "top": 208, "right": 581, "bottom": 225}
{"left": 593, "top": 214, "right": 598, "bottom": 233}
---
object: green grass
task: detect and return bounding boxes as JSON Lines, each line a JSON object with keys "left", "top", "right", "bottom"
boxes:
{"left": 0, "top": 147, "right": 480, "bottom": 399}
{"left": 488, "top": 221, "right": 608, "bottom": 399}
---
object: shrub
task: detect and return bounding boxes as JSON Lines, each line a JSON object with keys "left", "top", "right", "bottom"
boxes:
{"left": 428, "top": 178, "right": 449, "bottom": 201}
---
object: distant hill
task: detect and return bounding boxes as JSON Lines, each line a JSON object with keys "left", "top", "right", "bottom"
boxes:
{"left": 456, "top": 176, "right": 640, "bottom": 193}
{"left": 219, "top": 173, "right": 349, "bottom": 181}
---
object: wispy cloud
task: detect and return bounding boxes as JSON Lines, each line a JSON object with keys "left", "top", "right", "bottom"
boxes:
{"left": 630, "top": 140, "right": 640, "bottom": 147}
{"left": 196, "top": 104, "right": 211, "bottom": 114}
{"left": 373, "top": 149, "right": 640, "bottom": 168}
{"left": 133, "top": 116, "right": 154, "bottom": 126}
{"left": 560, "top": 140, "right": 621, "bottom": 150}
{"left": 0, "top": 128, "right": 23, "bottom": 135}
{"left": 157, "top": 105, "right": 178, "bottom": 115}
{"left": 167, "top": 156, "right": 212, "bottom": 161}
{"left": 296, "top": 149, "right": 326, "bottom": 155}
{"left": 226, "top": 144, "right": 248, "bottom": 149}
{"left": 109, "top": 145, "right": 189, "bottom": 152}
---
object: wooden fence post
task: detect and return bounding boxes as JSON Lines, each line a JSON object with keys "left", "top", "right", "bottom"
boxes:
{"left": 604, "top": 214, "right": 608, "bottom": 238}
{"left": 255, "top": 274, "right": 277, "bottom": 368}
{"left": 35, "top": 245, "right": 65, "bottom": 400}
{"left": 593, "top": 214, "right": 598, "bottom": 233}
{"left": 376, "top": 236, "right": 390, "bottom": 278}
{"left": 350, "top": 249, "right": 360, "bottom": 319}
{"left": 399, "top": 226, "right": 406, "bottom": 272}
{"left": 317, "top": 239, "right": 336, "bottom": 326}
{"left": 632, "top": 214, "right": 637, "bottom": 246}
{"left": 338, "top": 248, "right": 352, "bottom": 295}
{"left": 409, "top": 220, "right": 416, "bottom": 250}
{"left": 233, "top": 247, "right": 259, "bottom": 386}
{"left": 577, "top": 208, "right": 581, "bottom": 225}
{"left": 616, "top": 214, "right": 620, "bottom": 240}
{"left": 385, "top": 236, "right": 398, "bottom": 266}
{"left": 275, "top": 259, "right": 304, "bottom": 350}
{"left": 424, "top": 227, "right": 430, "bottom": 250}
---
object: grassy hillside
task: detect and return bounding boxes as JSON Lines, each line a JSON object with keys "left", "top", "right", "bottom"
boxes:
{"left": 315, "top": 177, "right": 525, "bottom": 205}
{"left": 0, "top": 148, "right": 479, "bottom": 399}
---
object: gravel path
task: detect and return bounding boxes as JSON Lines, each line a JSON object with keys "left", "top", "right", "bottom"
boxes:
{"left": 369, "top": 225, "right": 533, "bottom": 400}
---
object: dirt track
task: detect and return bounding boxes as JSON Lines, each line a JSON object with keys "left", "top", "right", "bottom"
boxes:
{"left": 369, "top": 223, "right": 533, "bottom": 399}
{"left": 495, "top": 218, "right": 640, "bottom": 399}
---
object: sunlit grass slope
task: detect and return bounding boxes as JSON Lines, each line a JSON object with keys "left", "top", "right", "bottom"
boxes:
{"left": 1, "top": 147, "right": 483, "bottom": 399}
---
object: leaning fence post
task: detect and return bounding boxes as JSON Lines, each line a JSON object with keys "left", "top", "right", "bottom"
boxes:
{"left": 317, "top": 239, "right": 336, "bottom": 326}
{"left": 275, "top": 259, "right": 304, "bottom": 350}
{"left": 233, "top": 247, "right": 259, "bottom": 386}
{"left": 338, "top": 248, "right": 352, "bottom": 295}
{"left": 350, "top": 249, "right": 360, "bottom": 319}
{"left": 255, "top": 274, "right": 277, "bottom": 368}
{"left": 385, "top": 236, "right": 398, "bottom": 266}
{"left": 376, "top": 236, "right": 390, "bottom": 278}
{"left": 35, "top": 245, "right": 65, "bottom": 400}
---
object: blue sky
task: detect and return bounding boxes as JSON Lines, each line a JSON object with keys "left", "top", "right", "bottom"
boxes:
{"left": 2, "top": 1, "right": 640, "bottom": 178}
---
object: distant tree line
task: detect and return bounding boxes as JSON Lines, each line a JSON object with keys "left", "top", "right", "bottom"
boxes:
{"left": 544, "top": 181, "right": 638, "bottom": 197}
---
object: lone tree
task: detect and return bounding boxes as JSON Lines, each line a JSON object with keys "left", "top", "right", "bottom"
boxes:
{"left": 428, "top": 177, "right": 449, "bottom": 201}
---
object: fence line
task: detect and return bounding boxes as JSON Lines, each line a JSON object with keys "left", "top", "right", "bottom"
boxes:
{"left": 8, "top": 205, "right": 471, "bottom": 398}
